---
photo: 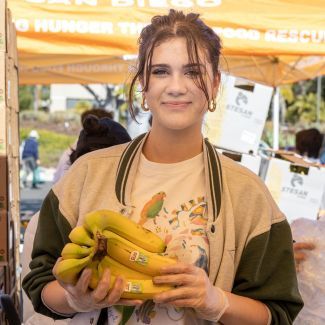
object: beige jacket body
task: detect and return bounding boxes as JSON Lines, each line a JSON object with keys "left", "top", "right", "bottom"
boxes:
{"left": 23, "top": 134, "right": 303, "bottom": 324}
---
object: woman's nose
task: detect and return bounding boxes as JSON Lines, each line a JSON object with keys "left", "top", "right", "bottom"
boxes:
{"left": 166, "top": 74, "right": 187, "bottom": 95}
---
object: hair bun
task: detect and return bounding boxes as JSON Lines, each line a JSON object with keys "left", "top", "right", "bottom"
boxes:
{"left": 82, "top": 114, "right": 109, "bottom": 135}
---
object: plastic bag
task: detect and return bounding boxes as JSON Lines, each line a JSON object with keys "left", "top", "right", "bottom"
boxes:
{"left": 291, "top": 218, "right": 325, "bottom": 325}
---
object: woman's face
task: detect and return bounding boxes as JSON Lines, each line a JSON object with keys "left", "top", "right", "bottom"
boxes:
{"left": 143, "top": 37, "right": 219, "bottom": 135}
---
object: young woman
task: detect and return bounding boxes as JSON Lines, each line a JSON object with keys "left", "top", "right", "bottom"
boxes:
{"left": 23, "top": 10, "right": 303, "bottom": 325}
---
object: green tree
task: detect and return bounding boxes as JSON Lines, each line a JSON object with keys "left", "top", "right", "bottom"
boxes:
{"left": 19, "top": 85, "right": 35, "bottom": 111}
{"left": 285, "top": 92, "right": 325, "bottom": 124}
{"left": 19, "top": 85, "right": 51, "bottom": 111}
{"left": 280, "top": 77, "right": 325, "bottom": 125}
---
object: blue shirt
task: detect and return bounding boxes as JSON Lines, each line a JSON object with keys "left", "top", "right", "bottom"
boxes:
{"left": 22, "top": 137, "right": 39, "bottom": 160}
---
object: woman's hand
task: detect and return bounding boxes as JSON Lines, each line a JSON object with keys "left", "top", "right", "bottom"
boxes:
{"left": 293, "top": 242, "right": 315, "bottom": 272}
{"left": 53, "top": 259, "right": 143, "bottom": 313}
{"left": 152, "top": 263, "right": 228, "bottom": 322}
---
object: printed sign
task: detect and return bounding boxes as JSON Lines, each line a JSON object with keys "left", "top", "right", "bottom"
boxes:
{"left": 204, "top": 74, "right": 273, "bottom": 154}
{"left": 264, "top": 158, "right": 325, "bottom": 223}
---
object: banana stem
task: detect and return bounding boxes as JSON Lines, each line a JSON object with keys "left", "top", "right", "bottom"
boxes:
{"left": 93, "top": 231, "right": 108, "bottom": 261}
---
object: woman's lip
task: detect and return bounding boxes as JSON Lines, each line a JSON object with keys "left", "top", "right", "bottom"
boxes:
{"left": 163, "top": 102, "right": 191, "bottom": 105}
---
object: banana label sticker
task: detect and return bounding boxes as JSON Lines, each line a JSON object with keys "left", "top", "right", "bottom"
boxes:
{"left": 125, "top": 281, "right": 143, "bottom": 294}
{"left": 129, "top": 250, "right": 148, "bottom": 265}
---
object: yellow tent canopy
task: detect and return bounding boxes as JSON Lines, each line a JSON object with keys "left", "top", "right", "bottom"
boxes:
{"left": 9, "top": 0, "right": 325, "bottom": 85}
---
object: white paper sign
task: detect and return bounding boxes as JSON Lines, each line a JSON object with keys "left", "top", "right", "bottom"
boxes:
{"left": 204, "top": 74, "right": 273, "bottom": 154}
{"left": 264, "top": 158, "right": 325, "bottom": 223}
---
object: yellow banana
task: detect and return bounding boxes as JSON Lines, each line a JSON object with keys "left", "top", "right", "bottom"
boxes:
{"left": 84, "top": 210, "right": 166, "bottom": 253}
{"left": 61, "top": 243, "right": 94, "bottom": 260}
{"left": 54, "top": 255, "right": 92, "bottom": 284}
{"left": 88, "top": 260, "right": 100, "bottom": 290}
{"left": 107, "top": 275, "right": 172, "bottom": 300}
{"left": 103, "top": 230, "right": 176, "bottom": 276}
{"left": 69, "top": 226, "right": 95, "bottom": 247}
{"left": 59, "top": 209, "right": 174, "bottom": 293}
{"left": 99, "top": 256, "right": 151, "bottom": 280}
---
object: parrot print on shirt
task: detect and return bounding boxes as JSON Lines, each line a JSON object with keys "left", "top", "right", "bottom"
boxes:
{"left": 139, "top": 191, "right": 166, "bottom": 225}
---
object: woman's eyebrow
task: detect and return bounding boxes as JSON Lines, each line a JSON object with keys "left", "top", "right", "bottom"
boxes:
{"left": 184, "top": 63, "right": 206, "bottom": 71}
{"left": 151, "top": 64, "right": 169, "bottom": 68}
{"left": 151, "top": 63, "right": 206, "bottom": 69}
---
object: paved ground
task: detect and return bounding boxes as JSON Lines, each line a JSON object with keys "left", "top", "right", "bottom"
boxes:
{"left": 20, "top": 181, "right": 53, "bottom": 218}
{"left": 20, "top": 181, "right": 53, "bottom": 242}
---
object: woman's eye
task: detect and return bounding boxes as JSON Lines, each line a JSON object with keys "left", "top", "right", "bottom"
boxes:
{"left": 186, "top": 70, "right": 200, "bottom": 78}
{"left": 151, "top": 69, "right": 168, "bottom": 76}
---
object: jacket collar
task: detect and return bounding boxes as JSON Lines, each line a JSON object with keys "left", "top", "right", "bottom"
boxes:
{"left": 115, "top": 133, "right": 223, "bottom": 222}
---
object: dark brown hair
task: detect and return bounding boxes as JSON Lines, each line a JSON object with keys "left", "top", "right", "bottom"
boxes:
{"left": 69, "top": 115, "right": 131, "bottom": 164}
{"left": 295, "top": 128, "right": 323, "bottom": 158}
{"left": 128, "top": 9, "right": 222, "bottom": 119}
{"left": 81, "top": 108, "right": 113, "bottom": 123}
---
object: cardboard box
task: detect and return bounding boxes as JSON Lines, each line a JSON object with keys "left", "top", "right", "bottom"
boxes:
{"left": 6, "top": 9, "right": 18, "bottom": 66}
{"left": 0, "top": 210, "right": 9, "bottom": 263}
{"left": 264, "top": 157, "right": 325, "bottom": 223}
{"left": 0, "top": 156, "right": 8, "bottom": 211}
{"left": 0, "top": 218, "right": 16, "bottom": 268}
{"left": 261, "top": 149, "right": 321, "bottom": 168}
{"left": 204, "top": 74, "right": 273, "bottom": 154}
{"left": 0, "top": 223, "right": 17, "bottom": 293}
{"left": 217, "top": 148, "right": 262, "bottom": 175}
{"left": 6, "top": 57, "right": 18, "bottom": 112}
{"left": 0, "top": 110, "right": 6, "bottom": 156}
{"left": 10, "top": 112, "right": 20, "bottom": 159}
{"left": 0, "top": 265, "right": 5, "bottom": 292}
{"left": 7, "top": 258, "right": 16, "bottom": 293}
{"left": 0, "top": 52, "right": 7, "bottom": 156}
{"left": 0, "top": 0, "right": 6, "bottom": 52}
{"left": 0, "top": 263, "right": 10, "bottom": 294}
{"left": 8, "top": 219, "right": 15, "bottom": 262}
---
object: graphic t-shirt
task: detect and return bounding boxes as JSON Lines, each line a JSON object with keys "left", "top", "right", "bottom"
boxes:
{"left": 107, "top": 152, "right": 209, "bottom": 324}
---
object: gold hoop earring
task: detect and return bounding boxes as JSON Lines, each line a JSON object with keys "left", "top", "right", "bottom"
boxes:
{"left": 208, "top": 99, "right": 216, "bottom": 112}
{"left": 141, "top": 96, "right": 150, "bottom": 111}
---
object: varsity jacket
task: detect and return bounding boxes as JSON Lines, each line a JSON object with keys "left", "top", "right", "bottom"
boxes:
{"left": 23, "top": 134, "right": 303, "bottom": 324}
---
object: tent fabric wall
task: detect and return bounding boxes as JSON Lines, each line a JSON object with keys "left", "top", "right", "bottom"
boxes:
{"left": 18, "top": 54, "right": 325, "bottom": 86}
{"left": 9, "top": 0, "right": 325, "bottom": 85}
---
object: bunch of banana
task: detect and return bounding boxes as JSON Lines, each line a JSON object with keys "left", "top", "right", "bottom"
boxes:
{"left": 54, "top": 209, "right": 176, "bottom": 299}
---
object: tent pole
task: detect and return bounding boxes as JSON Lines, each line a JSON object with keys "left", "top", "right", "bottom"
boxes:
{"left": 273, "top": 87, "right": 280, "bottom": 150}
{"left": 316, "top": 76, "right": 322, "bottom": 125}
{"left": 33, "top": 85, "right": 39, "bottom": 112}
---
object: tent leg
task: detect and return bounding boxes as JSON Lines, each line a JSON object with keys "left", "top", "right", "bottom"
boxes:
{"left": 316, "top": 76, "right": 322, "bottom": 125}
{"left": 272, "top": 87, "right": 280, "bottom": 150}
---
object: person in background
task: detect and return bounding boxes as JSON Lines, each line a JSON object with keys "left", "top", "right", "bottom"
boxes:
{"left": 293, "top": 128, "right": 325, "bottom": 270}
{"left": 295, "top": 128, "right": 325, "bottom": 164}
{"left": 21, "top": 114, "right": 131, "bottom": 323}
{"left": 23, "top": 10, "right": 302, "bottom": 325}
{"left": 53, "top": 108, "right": 114, "bottom": 183}
{"left": 22, "top": 129, "right": 40, "bottom": 189}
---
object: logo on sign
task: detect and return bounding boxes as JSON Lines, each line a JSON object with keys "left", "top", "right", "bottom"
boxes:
{"left": 290, "top": 174, "right": 303, "bottom": 187}
{"left": 226, "top": 91, "right": 252, "bottom": 118}
{"left": 282, "top": 173, "right": 308, "bottom": 199}
{"left": 235, "top": 92, "right": 248, "bottom": 106}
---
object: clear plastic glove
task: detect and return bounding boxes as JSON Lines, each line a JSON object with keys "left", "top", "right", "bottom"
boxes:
{"left": 291, "top": 218, "right": 325, "bottom": 325}
{"left": 293, "top": 242, "right": 315, "bottom": 272}
{"left": 53, "top": 259, "right": 143, "bottom": 313}
{"left": 152, "top": 263, "right": 229, "bottom": 322}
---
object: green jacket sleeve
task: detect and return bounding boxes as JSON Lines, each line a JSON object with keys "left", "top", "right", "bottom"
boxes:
{"left": 232, "top": 220, "right": 303, "bottom": 324}
{"left": 22, "top": 189, "right": 72, "bottom": 319}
